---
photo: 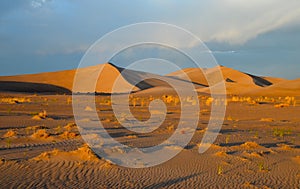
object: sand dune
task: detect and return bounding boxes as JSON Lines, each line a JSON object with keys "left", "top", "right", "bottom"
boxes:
{"left": 249, "top": 78, "right": 300, "bottom": 96}
{"left": 168, "top": 66, "right": 295, "bottom": 96}
{"left": 0, "top": 63, "right": 298, "bottom": 96}
{"left": 0, "top": 64, "right": 137, "bottom": 94}
{"left": 0, "top": 63, "right": 204, "bottom": 94}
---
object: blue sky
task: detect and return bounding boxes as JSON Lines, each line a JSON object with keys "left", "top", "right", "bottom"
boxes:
{"left": 0, "top": 0, "right": 300, "bottom": 79}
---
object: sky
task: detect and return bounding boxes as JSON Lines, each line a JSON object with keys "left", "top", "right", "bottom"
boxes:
{"left": 0, "top": 0, "right": 300, "bottom": 79}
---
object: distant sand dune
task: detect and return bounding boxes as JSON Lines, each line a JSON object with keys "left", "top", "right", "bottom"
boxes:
{"left": 0, "top": 63, "right": 298, "bottom": 96}
{"left": 249, "top": 78, "right": 300, "bottom": 96}
{"left": 0, "top": 81, "right": 71, "bottom": 94}
{"left": 169, "top": 65, "right": 298, "bottom": 96}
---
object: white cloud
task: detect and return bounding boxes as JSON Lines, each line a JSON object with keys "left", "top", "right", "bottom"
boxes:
{"left": 189, "top": 0, "right": 300, "bottom": 44}
{"left": 31, "top": 0, "right": 50, "bottom": 8}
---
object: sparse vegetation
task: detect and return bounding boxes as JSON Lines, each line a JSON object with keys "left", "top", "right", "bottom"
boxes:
{"left": 217, "top": 165, "right": 223, "bottom": 175}
{"left": 258, "top": 162, "right": 269, "bottom": 172}
{"left": 6, "top": 138, "right": 12, "bottom": 148}
{"left": 272, "top": 128, "right": 292, "bottom": 138}
{"left": 1, "top": 97, "right": 31, "bottom": 104}
{"left": 225, "top": 135, "right": 230, "bottom": 144}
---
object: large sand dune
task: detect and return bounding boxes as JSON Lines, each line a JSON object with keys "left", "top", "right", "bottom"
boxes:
{"left": 0, "top": 63, "right": 205, "bottom": 94}
{"left": 0, "top": 64, "right": 136, "bottom": 94}
{"left": 0, "top": 63, "right": 298, "bottom": 96}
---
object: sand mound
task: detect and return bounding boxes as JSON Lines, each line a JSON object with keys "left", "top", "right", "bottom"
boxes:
{"left": 3, "top": 130, "right": 17, "bottom": 138}
{"left": 31, "top": 144, "right": 100, "bottom": 162}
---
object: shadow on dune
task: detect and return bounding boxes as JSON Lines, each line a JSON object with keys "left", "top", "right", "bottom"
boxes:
{"left": 246, "top": 73, "right": 273, "bottom": 87}
{"left": 109, "top": 62, "right": 207, "bottom": 90}
{"left": 0, "top": 81, "right": 71, "bottom": 94}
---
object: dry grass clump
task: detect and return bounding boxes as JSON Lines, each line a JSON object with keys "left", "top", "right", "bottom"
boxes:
{"left": 274, "top": 96, "right": 296, "bottom": 108}
{"left": 3, "top": 130, "right": 17, "bottom": 138}
{"left": 66, "top": 97, "right": 72, "bottom": 105}
{"left": 231, "top": 96, "right": 256, "bottom": 104}
{"left": 1, "top": 97, "right": 31, "bottom": 104}
{"left": 260, "top": 118, "right": 274, "bottom": 122}
{"left": 272, "top": 128, "right": 291, "bottom": 138}
{"left": 84, "top": 106, "right": 93, "bottom": 111}
{"left": 99, "top": 98, "right": 112, "bottom": 106}
{"left": 64, "top": 122, "right": 77, "bottom": 131}
{"left": 166, "top": 125, "right": 175, "bottom": 132}
{"left": 227, "top": 115, "right": 238, "bottom": 121}
{"left": 60, "top": 131, "right": 77, "bottom": 139}
{"left": 277, "top": 144, "right": 293, "bottom": 150}
{"left": 215, "top": 151, "right": 228, "bottom": 157}
{"left": 26, "top": 125, "right": 48, "bottom": 135}
{"left": 230, "top": 96, "right": 297, "bottom": 107}
{"left": 205, "top": 97, "right": 214, "bottom": 106}
{"left": 241, "top": 141, "right": 261, "bottom": 149}
{"left": 32, "top": 144, "right": 99, "bottom": 162}
{"left": 274, "top": 103, "right": 290, "bottom": 108}
{"left": 126, "top": 135, "right": 138, "bottom": 139}
{"left": 32, "top": 110, "right": 47, "bottom": 120}
{"left": 32, "top": 149, "right": 59, "bottom": 161}
{"left": 31, "top": 129, "right": 50, "bottom": 139}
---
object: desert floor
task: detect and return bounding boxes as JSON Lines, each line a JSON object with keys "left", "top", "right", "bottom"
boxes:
{"left": 0, "top": 93, "right": 299, "bottom": 188}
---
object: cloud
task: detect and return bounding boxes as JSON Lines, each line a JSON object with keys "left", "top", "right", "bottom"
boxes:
{"left": 31, "top": 0, "right": 51, "bottom": 8}
{"left": 0, "top": 1, "right": 299, "bottom": 78}
{"left": 191, "top": 0, "right": 300, "bottom": 44}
